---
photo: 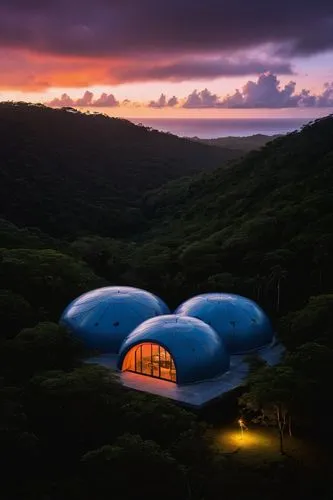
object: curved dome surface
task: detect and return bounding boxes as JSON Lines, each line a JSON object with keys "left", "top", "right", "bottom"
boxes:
{"left": 60, "top": 286, "right": 170, "bottom": 353}
{"left": 175, "top": 293, "right": 273, "bottom": 354}
{"left": 117, "top": 315, "right": 230, "bottom": 384}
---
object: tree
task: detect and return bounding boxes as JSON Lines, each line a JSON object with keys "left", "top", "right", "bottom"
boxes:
{"left": 180, "top": 241, "right": 220, "bottom": 278}
{"left": 240, "top": 365, "right": 299, "bottom": 453}
{"left": 0, "top": 248, "right": 104, "bottom": 321}
{"left": 21, "top": 365, "right": 124, "bottom": 460}
{"left": 206, "top": 272, "right": 240, "bottom": 293}
{"left": 80, "top": 434, "right": 186, "bottom": 499}
{"left": 279, "top": 294, "right": 333, "bottom": 349}
{"left": 251, "top": 274, "right": 267, "bottom": 301}
{"left": 115, "top": 391, "right": 199, "bottom": 447}
{"left": 1, "top": 322, "right": 83, "bottom": 381}
{"left": 312, "top": 237, "right": 331, "bottom": 292}
{"left": 284, "top": 342, "right": 333, "bottom": 431}
{"left": 70, "top": 236, "right": 134, "bottom": 281}
{"left": 268, "top": 265, "right": 288, "bottom": 313}
{"left": 0, "top": 289, "right": 35, "bottom": 339}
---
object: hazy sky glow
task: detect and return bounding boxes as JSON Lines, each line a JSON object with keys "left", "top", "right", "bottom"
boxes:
{"left": 1, "top": 1, "right": 333, "bottom": 117}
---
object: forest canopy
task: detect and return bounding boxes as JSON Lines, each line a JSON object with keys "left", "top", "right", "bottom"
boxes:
{"left": 1, "top": 104, "right": 333, "bottom": 499}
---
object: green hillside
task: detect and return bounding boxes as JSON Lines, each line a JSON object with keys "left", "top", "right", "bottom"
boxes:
{"left": 140, "top": 115, "right": 333, "bottom": 313}
{"left": 1, "top": 108, "right": 333, "bottom": 499}
{"left": 0, "top": 102, "right": 239, "bottom": 237}
{"left": 1, "top": 109, "right": 332, "bottom": 318}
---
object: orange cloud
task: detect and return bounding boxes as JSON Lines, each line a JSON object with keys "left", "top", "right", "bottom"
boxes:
{"left": 0, "top": 48, "right": 293, "bottom": 92}
{"left": 0, "top": 49, "right": 124, "bottom": 90}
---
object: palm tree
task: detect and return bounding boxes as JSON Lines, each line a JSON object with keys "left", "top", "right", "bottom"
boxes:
{"left": 268, "top": 265, "right": 288, "bottom": 313}
{"left": 253, "top": 274, "right": 267, "bottom": 301}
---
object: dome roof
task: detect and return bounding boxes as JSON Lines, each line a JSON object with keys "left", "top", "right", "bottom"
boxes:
{"left": 117, "top": 315, "right": 230, "bottom": 384}
{"left": 60, "top": 286, "right": 169, "bottom": 353}
{"left": 175, "top": 293, "right": 273, "bottom": 354}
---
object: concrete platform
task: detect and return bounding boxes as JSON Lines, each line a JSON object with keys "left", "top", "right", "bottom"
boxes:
{"left": 86, "top": 340, "right": 284, "bottom": 408}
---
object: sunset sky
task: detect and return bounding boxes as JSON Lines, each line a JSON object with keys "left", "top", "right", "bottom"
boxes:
{"left": 1, "top": 1, "right": 333, "bottom": 117}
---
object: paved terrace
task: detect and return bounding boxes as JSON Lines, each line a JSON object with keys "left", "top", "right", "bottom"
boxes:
{"left": 86, "top": 340, "right": 284, "bottom": 408}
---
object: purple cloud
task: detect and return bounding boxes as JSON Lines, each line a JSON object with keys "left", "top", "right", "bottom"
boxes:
{"left": 47, "top": 93, "right": 74, "bottom": 107}
{"left": 45, "top": 74, "right": 333, "bottom": 109}
{"left": 183, "top": 89, "right": 221, "bottom": 108}
{"left": 47, "top": 91, "right": 119, "bottom": 107}
{"left": 182, "top": 74, "right": 333, "bottom": 108}
{"left": 92, "top": 92, "right": 119, "bottom": 107}
{"left": 149, "top": 94, "right": 178, "bottom": 108}
{"left": 316, "top": 82, "right": 333, "bottom": 107}
{"left": 75, "top": 90, "right": 93, "bottom": 106}
{"left": 229, "top": 73, "right": 298, "bottom": 108}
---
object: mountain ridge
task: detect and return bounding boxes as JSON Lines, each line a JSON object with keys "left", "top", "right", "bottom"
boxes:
{"left": 0, "top": 102, "right": 240, "bottom": 237}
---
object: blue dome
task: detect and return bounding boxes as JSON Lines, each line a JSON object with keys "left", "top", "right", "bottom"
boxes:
{"left": 117, "top": 315, "right": 230, "bottom": 385}
{"left": 60, "top": 286, "right": 169, "bottom": 353}
{"left": 175, "top": 293, "right": 273, "bottom": 354}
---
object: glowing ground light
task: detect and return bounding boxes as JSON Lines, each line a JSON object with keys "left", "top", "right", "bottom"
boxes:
{"left": 216, "top": 427, "right": 277, "bottom": 452}
{"left": 214, "top": 425, "right": 318, "bottom": 464}
{"left": 225, "top": 431, "right": 269, "bottom": 448}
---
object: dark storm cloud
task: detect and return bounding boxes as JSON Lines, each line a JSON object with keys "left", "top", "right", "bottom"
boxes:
{"left": 117, "top": 59, "right": 293, "bottom": 81}
{"left": 0, "top": 0, "right": 333, "bottom": 58}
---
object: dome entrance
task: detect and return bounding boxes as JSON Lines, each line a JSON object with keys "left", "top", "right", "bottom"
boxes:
{"left": 122, "top": 342, "right": 177, "bottom": 383}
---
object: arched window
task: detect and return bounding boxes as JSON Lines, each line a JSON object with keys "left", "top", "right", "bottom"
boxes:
{"left": 121, "top": 343, "right": 176, "bottom": 382}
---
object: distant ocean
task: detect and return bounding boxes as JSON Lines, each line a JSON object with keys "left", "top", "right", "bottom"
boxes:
{"left": 130, "top": 117, "right": 312, "bottom": 139}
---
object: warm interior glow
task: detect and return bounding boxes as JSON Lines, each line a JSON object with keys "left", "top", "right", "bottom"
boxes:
{"left": 122, "top": 343, "right": 177, "bottom": 382}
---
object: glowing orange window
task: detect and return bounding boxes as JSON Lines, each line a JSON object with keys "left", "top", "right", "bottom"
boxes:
{"left": 122, "top": 343, "right": 176, "bottom": 382}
